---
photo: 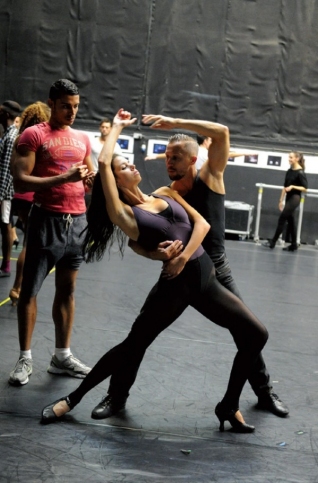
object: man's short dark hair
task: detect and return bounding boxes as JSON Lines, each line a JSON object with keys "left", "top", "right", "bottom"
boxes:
{"left": 99, "top": 118, "right": 112, "bottom": 126}
{"left": 49, "top": 79, "right": 79, "bottom": 101}
{"left": 196, "top": 135, "right": 209, "bottom": 146}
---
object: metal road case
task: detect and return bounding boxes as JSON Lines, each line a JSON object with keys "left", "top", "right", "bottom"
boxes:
{"left": 225, "top": 201, "right": 254, "bottom": 239}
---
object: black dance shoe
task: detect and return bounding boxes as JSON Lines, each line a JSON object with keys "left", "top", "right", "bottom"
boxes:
{"left": 282, "top": 244, "right": 298, "bottom": 252}
{"left": 262, "top": 239, "right": 275, "bottom": 249}
{"left": 91, "top": 394, "right": 127, "bottom": 419}
{"left": 257, "top": 391, "right": 289, "bottom": 417}
{"left": 215, "top": 402, "right": 255, "bottom": 433}
{"left": 41, "top": 396, "right": 72, "bottom": 424}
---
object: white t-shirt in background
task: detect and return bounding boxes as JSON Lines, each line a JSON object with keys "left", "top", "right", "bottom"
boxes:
{"left": 90, "top": 137, "right": 123, "bottom": 172}
{"left": 195, "top": 146, "right": 208, "bottom": 169}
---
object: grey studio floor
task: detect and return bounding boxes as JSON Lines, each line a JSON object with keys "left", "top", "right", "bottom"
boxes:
{"left": 0, "top": 237, "right": 318, "bottom": 483}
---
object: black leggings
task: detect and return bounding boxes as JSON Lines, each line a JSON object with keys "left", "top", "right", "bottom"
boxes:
{"left": 273, "top": 194, "right": 300, "bottom": 245}
{"left": 68, "top": 252, "right": 268, "bottom": 411}
{"left": 212, "top": 252, "right": 270, "bottom": 395}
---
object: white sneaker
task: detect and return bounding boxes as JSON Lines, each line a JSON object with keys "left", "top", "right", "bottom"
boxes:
{"left": 9, "top": 357, "right": 33, "bottom": 385}
{"left": 47, "top": 354, "right": 91, "bottom": 379}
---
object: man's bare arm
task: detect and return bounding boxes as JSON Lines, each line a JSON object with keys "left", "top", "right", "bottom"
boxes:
{"left": 142, "top": 114, "right": 230, "bottom": 179}
{"left": 12, "top": 147, "right": 93, "bottom": 193}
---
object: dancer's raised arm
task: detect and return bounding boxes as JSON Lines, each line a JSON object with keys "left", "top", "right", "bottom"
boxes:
{"left": 97, "top": 109, "right": 138, "bottom": 239}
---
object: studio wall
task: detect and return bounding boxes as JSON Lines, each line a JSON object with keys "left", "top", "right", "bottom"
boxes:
{"left": 2, "top": 0, "right": 317, "bottom": 243}
{"left": 1, "top": 0, "right": 318, "bottom": 151}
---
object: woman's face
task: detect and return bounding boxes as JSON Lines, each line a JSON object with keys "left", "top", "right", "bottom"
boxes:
{"left": 288, "top": 152, "right": 299, "bottom": 167}
{"left": 112, "top": 156, "right": 141, "bottom": 189}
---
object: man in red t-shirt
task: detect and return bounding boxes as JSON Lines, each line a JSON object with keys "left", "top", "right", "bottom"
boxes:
{"left": 9, "top": 79, "right": 95, "bottom": 386}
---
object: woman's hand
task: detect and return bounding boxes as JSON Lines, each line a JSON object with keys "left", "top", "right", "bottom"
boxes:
{"left": 113, "top": 108, "right": 137, "bottom": 128}
{"left": 98, "top": 109, "right": 136, "bottom": 168}
{"left": 284, "top": 185, "right": 293, "bottom": 192}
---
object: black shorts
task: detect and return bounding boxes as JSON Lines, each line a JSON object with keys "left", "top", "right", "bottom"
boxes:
{"left": 21, "top": 205, "right": 87, "bottom": 297}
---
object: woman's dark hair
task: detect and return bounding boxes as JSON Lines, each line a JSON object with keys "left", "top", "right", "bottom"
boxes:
{"left": 82, "top": 171, "right": 127, "bottom": 263}
{"left": 292, "top": 151, "right": 305, "bottom": 170}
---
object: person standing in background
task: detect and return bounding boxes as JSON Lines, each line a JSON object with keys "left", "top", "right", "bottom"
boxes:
{"left": 195, "top": 134, "right": 212, "bottom": 169}
{"left": 14, "top": 116, "right": 21, "bottom": 129}
{"left": 9, "top": 101, "right": 51, "bottom": 305}
{"left": 262, "top": 152, "right": 307, "bottom": 252}
{"left": 90, "top": 118, "right": 122, "bottom": 172}
{"left": 0, "top": 100, "right": 22, "bottom": 277}
{"left": 9, "top": 79, "right": 94, "bottom": 386}
{"left": 10, "top": 110, "right": 21, "bottom": 249}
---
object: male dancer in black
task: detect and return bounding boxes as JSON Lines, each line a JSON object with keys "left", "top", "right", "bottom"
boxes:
{"left": 92, "top": 114, "right": 289, "bottom": 419}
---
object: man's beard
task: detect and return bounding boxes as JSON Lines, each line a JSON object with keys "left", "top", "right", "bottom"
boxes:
{"left": 168, "top": 172, "right": 183, "bottom": 180}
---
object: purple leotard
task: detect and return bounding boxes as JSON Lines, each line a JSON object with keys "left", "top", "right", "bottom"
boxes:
{"left": 131, "top": 194, "right": 204, "bottom": 261}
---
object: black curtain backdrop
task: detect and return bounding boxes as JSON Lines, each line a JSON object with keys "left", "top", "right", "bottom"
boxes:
{"left": 1, "top": 0, "right": 318, "bottom": 150}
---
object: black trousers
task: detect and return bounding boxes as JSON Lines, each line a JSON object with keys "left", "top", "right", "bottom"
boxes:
{"left": 273, "top": 194, "right": 301, "bottom": 245}
{"left": 69, "top": 252, "right": 268, "bottom": 410}
{"left": 212, "top": 252, "right": 271, "bottom": 396}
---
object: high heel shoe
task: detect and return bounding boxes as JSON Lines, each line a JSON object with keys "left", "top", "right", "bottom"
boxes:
{"left": 41, "top": 396, "right": 72, "bottom": 424}
{"left": 9, "top": 288, "right": 20, "bottom": 306}
{"left": 13, "top": 238, "right": 20, "bottom": 249}
{"left": 215, "top": 402, "right": 255, "bottom": 433}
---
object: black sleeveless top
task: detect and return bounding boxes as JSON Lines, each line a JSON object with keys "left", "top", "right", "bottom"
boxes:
{"left": 183, "top": 173, "right": 225, "bottom": 258}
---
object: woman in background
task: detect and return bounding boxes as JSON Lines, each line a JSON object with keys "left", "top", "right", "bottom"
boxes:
{"left": 9, "top": 101, "right": 50, "bottom": 305}
{"left": 263, "top": 152, "right": 307, "bottom": 252}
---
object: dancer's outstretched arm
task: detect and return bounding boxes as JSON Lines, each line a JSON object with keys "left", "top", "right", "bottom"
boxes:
{"left": 97, "top": 109, "right": 138, "bottom": 239}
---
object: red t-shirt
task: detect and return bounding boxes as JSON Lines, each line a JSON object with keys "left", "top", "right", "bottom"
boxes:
{"left": 14, "top": 191, "right": 34, "bottom": 202}
{"left": 18, "top": 122, "right": 91, "bottom": 214}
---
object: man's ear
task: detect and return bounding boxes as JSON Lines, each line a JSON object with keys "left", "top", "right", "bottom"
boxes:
{"left": 190, "top": 156, "right": 197, "bottom": 166}
{"left": 47, "top": 99, "right": 53, "bottom": 109}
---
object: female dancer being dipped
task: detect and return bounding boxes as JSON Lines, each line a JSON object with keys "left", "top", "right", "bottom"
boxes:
{"left": 41, "top": 109, "right": 268, "bottom": 432}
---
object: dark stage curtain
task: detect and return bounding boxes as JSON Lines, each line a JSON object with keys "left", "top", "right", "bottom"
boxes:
{"left": 1, "top": 0, "right": 318, "bottom": 149}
